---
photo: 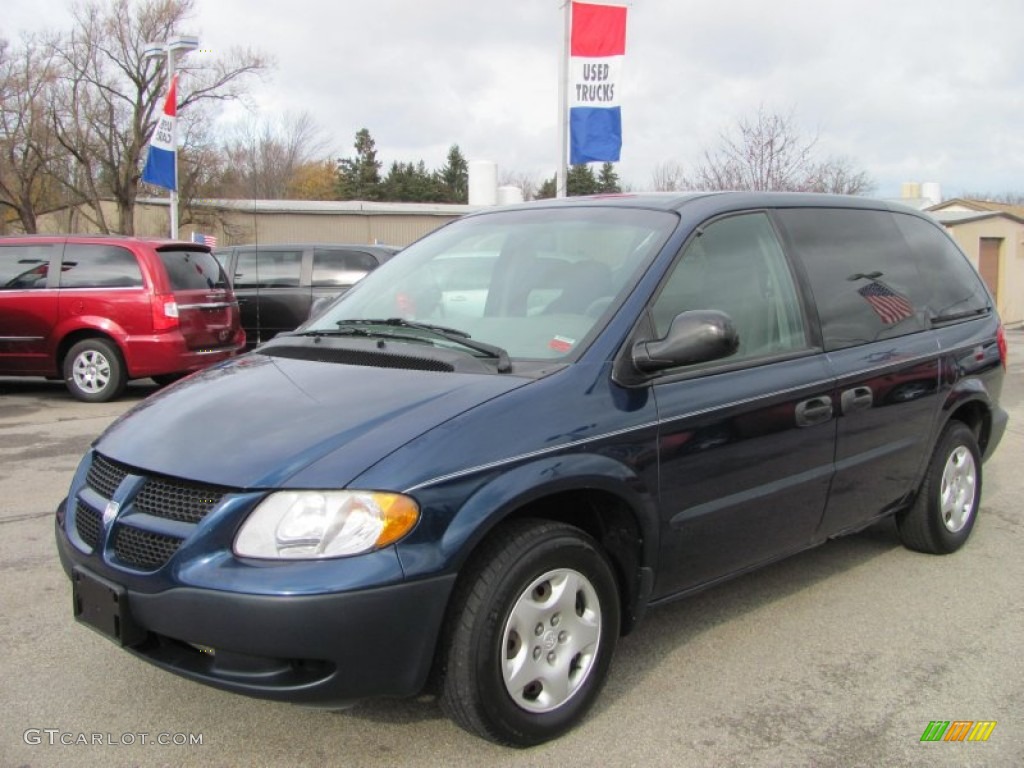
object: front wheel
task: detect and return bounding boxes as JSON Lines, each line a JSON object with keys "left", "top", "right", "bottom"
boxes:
{"left": 63, "top": 338, "right": 127, "bottom": 403}
{"left": 440, "top": 519, "right": 620, "bottom": 746}
{"left": 897, "top": 421, "right": 982, "bottom": 554}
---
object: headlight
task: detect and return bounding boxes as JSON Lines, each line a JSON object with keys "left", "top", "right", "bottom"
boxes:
{"left": 233, "top": 491, "right": 419, "bottom": 560}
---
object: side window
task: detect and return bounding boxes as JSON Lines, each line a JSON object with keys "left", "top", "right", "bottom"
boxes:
{"left": 233, "top": 249, "right": 303, "bottom": 289}
{"left": 776, "top": 209, "right": 927, "bottom": 351}
{"left": 311, "top": 249, "right": 378, "bottom": 287}
{"left": 0, "top": 245, "right": 55, "bottom": 290}
{"left": 59, "top": 244, "right": 143, "bottom": 288}
{"left": 650, "top": 212, "right": 808, "bottom": 364}
{"left": 891, "top": 213, "right": 991, "bottom": 320}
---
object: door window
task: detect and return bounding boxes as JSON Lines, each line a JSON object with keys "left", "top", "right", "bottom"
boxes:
{"left": 0, "top": 245, "right": 55, "bottom": 289}
{"left": 233, "top": 249, "right": 303, "bottom": 289}
{"left": 776, "top": 209, "right": 928, "bottom": 350}
{"left": 650, "top": 212, "right": 808, "bottom": 365}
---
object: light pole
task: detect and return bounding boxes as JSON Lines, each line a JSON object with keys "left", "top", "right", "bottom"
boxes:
{"left": 143, "top": 35, "right": 199, "bottom": 239}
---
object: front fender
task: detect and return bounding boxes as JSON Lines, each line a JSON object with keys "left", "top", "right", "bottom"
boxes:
{"left": 397, "top": 452, "right": 659, "bottom": 580}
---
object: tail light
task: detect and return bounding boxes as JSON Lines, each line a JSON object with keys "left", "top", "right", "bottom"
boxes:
{"left": 152, "top": 294, "right": 180, "bottom": 331}
{"left": 997, "top": 323, "right": 1008, "bottom": 369}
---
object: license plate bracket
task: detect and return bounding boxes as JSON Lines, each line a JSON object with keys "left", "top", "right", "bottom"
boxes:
{"left": 72, "top": 568, "right": 145, "bottom": 646}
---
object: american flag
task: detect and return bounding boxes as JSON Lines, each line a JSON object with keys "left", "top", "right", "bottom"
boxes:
{"left": 858, "top": 281, "right": 914, "bottom": 325}
{"left": 191, "top": 232, "right": 218, "bottom": 248}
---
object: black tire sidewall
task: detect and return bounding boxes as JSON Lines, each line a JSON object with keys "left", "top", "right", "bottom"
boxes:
{"left": 468, "top": 530, "right": 620, "bottom": 746}
{"left": 922, "top": 423, "right": 982, "bottom": 552}
{"left": 63, "top": 338, "right": 126, "bottom": 403}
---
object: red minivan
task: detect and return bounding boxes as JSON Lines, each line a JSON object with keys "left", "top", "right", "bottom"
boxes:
{"left": 0, "top": 235, "right": 245, "bottom": 401}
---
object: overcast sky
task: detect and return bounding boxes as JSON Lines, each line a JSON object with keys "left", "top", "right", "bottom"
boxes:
{"left": 7, "top": 0, "right": 1023, "bottom": 198}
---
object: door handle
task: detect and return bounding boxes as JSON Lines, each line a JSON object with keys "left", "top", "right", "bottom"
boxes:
{"left": 841, "top": 386, "right": 874, "bottom": 414}
{"left": 795, "top": 396, "right": 834, "bottom": 428}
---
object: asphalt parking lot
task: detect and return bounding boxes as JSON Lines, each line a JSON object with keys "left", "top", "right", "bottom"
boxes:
{"left": 1, "top": 335, "right": 1022, "bottom": 768}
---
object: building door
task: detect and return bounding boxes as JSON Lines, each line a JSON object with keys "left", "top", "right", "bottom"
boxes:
{"left": 978, "top": 237, "right": 1001, "bottom": 301}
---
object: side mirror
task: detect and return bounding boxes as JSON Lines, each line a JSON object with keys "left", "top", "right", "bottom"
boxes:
{"left": 632, "top": 310, "right": 739, "bottom": 373}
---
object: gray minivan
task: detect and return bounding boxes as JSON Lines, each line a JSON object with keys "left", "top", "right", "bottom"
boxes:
{"left": 215, "top": 243, "right": 399, "bottom": 349}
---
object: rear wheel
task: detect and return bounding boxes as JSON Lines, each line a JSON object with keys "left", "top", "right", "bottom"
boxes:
{"left": 440, "top": 519, "right": 620, "bottom": 746}
{"left": 63, "top": 338, "right": 126, "bottom": 403}
{"left": 897, "top": 421, "right": 981, "bottom": 554}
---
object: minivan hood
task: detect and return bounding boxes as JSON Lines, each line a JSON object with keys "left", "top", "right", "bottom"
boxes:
{"left": 96, "top": 354, "right": 529, "bottom": 489}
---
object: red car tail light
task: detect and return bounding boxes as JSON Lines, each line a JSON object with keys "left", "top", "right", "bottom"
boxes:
{"left": 997, "top": 323, "right": 1008, "bottom": 369}
{"left": 152, "top": 294, "right": 180, "bottom": 331}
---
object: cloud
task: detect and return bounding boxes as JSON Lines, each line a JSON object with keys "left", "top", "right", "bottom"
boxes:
{"left": 7, "top": 0, "right": 1024, "bottom": 196}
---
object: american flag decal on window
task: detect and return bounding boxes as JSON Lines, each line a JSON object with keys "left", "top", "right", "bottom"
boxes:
{"left": 857, "top": 281, "right": 914, "bottom": 325}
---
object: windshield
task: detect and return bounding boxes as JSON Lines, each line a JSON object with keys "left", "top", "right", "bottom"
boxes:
{"left": 304, "top": 206, "right": 676, "bottom": 362}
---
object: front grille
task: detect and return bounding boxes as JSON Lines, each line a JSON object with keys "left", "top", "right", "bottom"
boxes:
{"left": 74, "top": 451, "right": 236, "bottom": 570}
{"left": 87, "top": 453, "right": 128, "bottom": 499}
{"left": 112, "top": 526, "right": 183, "bottom": 570}
{"left": 134, "top": 476, "right": 226, "bottom": 524}
{"left": 75, "top": 502, "right": 102, "bottom": 549}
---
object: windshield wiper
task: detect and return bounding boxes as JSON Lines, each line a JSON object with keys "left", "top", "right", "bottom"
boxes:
{"left": 930, "top": 307, "right": 990, "bottom": 324}
{"left": 337, "top": 318, "right": 512, "bottom": 373}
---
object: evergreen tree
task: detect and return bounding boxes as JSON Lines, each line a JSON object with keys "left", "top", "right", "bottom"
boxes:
{"left": 438, "top": 144, "right": 469, "bottom": 203}
{"left": 597, "top": 162, "right": 621, "bottom": 193}
{"left": 336, "top": 128, "right": 382, "bottom": 200}
{"left": 536, "top": 164, "right": 601, "bottom": 198}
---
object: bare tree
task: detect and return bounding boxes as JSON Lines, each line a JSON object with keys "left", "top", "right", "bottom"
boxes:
{"left": 650, "top": 160, "right": 685, "bottom": 192}
{"left": 0, "top": 36, "right": 67, "bottom": 233}
{"left": 680, "top": 107, "right": 874, "bottom": 195}
{"left": 212, "top": 111, "right": 329, "bottom": 199}
{"left": 48, "top": 0, "right": 268, "bottom": 234}
{"left": 497, "top": 170, "right": 537, "bottom": 201}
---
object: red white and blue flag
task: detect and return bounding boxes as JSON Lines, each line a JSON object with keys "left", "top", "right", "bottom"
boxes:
{"left": 191, "top": 232, "right": 217, "bottom": 248}
{"left": 142, "top": 74, "right": 178, "bottom": 191}
{"left": 858, "top": 280, "right": 914, "bottom": 325}
{"left": 569, "top": 2, "right": 627, "bottom": 165}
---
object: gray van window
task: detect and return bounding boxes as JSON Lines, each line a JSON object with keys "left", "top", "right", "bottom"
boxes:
{"left": 59, "top": 244, "right": 143, "bottom": 288}
{"left": 651, "top": 212, "right": 807, "bottom": 364}
{"left": 234, "top": 249, "right": 303, "bottom": 289}
{"left": 312, "top": 249, "right": 378, "bottom": 287}
{"left": 776, "top": 208, "right": 927, "bottom": 351}
{"left": 891, "top": 213, "right": 991, "bottom": 320}
{"left": 0, "top": 245, "right": 54, "bottom": 289}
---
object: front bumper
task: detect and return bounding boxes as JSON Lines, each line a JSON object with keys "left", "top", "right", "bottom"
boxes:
{"left": 55, "top": 510, "right": 455, "bottom": 706}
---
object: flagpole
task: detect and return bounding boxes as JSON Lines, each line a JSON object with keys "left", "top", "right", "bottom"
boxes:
{"left": 556, "top": 0, "right": 571, "bottom": 199}
{"left": 167, "top": 47, "right": 179, "bottom": 239}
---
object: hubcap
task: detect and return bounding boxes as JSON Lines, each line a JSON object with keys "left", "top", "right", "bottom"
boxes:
{"left": 501, "top": 568, "right": 601, "bottom": 714}
{"left": 940, "top": 445, "right": 977, "bottom": 533}
{"left": 72, "top": 350, "right": 111, "bottom": 394}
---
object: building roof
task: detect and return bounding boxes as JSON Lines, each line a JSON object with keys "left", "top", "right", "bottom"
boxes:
{"left": 929, "top": 198, "right": 1024, "bottom": 218}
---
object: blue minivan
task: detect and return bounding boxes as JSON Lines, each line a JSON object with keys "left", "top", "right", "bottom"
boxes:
{"left": 55, "top": 193, "right": 1007, "bottom": 746}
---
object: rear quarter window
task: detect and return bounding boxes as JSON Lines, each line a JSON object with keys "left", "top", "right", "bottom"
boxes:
{"left": 776, "top": 208, "right": 928, "bottom": 351}
{"left": 891, "top": 212, "right": 991, "bottom": 320}
{"left": 159, "top": 249, "right": 229, "bottom": 290}
{"left": 59, "top": 244, "right": 144, "bottom": 288}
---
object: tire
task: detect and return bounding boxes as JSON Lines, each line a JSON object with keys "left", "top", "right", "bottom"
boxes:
{"left": 896, "top": 421, "right": 982, "bottom": 554}
{"left": 439, "top": 519, "right": 620, "bottom": 747}
{"left": 63, "top": 338, "right": 127, "bottom": 403}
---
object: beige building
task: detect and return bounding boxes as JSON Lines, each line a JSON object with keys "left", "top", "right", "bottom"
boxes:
{"left": 29, "top": 198, "right": 477, "bottom": 248}
{"left": 927, "top": 199, "right": 1024, "bottom": 327}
